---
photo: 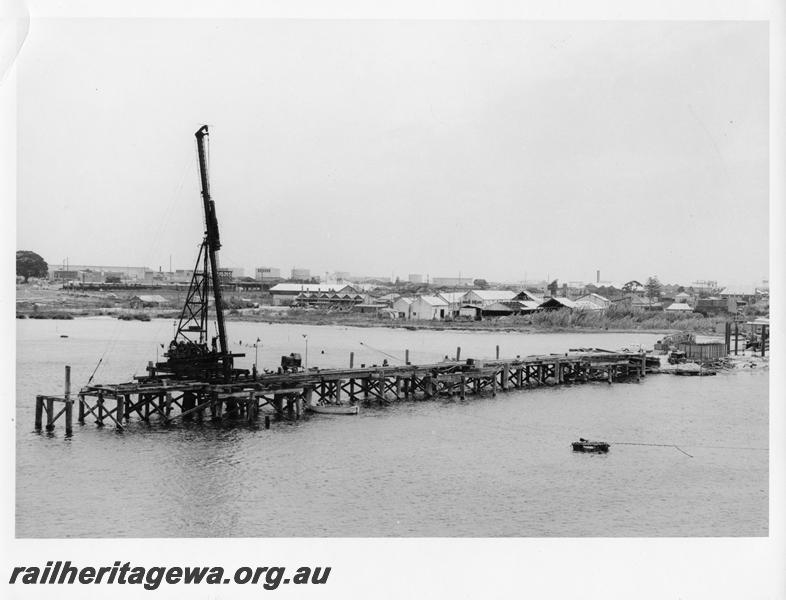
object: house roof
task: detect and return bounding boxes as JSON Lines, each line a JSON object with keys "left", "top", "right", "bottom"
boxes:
{"left": 482, "top": 302, "right": 514, "bottom": 313}
{"left": 719, "top": 285, "right": 759, "bottom": 297}
{"left": 133, "top": 295, "right": 168, "bottom": 303}
{"left": 508, "top": 300, "right": 541, "bottom": 311}
{"left": 514, "top": 290, "right": 544, "bottom": 303}
{"left": 418, "top": 295, "right": 449, "bottom": 306}
{"left": 574, "top": 299, "right": 605, "bottom": 311}
{"left": 540, "top": 297, "right": 577, "bottom": 309}
{"left": 438, "top": 292, "right": 466, "bottom": 304}
{"left": 393, "top": 296, "right": 414, "bottom": 305}
{"left": 575, "top": 292, "right": 610, "bottom": 304}
{"left": 665, "top": 302, "right": 693, "bottom": 311}
{"left": 466, "top": 289, "right": 516, "bottom": 301}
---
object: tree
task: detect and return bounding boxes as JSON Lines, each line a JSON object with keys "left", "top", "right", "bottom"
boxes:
{"left": 16, "top": 250, "right": 48, "bottom": 282}
{"left": 622, "top": 280, "right": 642, "bottom": 293}
{"left": 473, "top": 278, "right": 488, "bottom": 290}
{"left": 645, "top": 276, "right": 662, "bottom": 301}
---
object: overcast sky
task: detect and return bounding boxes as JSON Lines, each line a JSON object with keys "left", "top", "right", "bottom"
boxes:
{"left": 16, "top": 19, "right": 768, "bottom": 285}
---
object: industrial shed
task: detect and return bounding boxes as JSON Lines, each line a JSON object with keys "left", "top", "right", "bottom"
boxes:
{"left": 410, "top": 295, "right": 449, "bottom": 320}
{"left": 462, "top": 289, "right": 516, "bottom": 307}
{"left": 392, "top": 297, "right": 414, "bottom": 319}
{"left": 129, "top": 295, "right": 169, "bottom": 309}
{"left": 539, "top": 297, "right": 577, "bottom": 311}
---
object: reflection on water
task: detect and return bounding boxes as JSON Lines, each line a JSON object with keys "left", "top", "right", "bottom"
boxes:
{"left": 16, "top": 318, "right": 767, "bottom": 537}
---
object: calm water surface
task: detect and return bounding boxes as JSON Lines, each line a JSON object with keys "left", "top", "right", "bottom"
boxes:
{"left": 16, "top": 318, "right": 768, "bottom": 537}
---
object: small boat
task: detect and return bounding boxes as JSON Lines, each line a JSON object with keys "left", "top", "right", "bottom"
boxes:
{"left": 307, "top": 404, "right": 359, "bottom": 415}
{"left": 572, "top": 438, "right": 610, "bottom": 453}
{"left": 673, "top": 367, "right": 717, "bottom": 376}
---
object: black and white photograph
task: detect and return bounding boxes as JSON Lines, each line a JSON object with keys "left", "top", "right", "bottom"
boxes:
{"left": 2, "top": 1, "right": 783, "bottom": 598}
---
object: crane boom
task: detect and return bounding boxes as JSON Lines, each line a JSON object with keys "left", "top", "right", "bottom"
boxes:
{"left": 195, "top": 125, "right": 228, "bottom": 360}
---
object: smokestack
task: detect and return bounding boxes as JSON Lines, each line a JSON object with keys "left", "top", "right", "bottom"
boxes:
{"left": 596, "top": 270, "right": 600, "bottom": 284}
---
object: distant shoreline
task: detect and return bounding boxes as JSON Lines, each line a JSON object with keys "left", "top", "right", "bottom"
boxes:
{"left": 15, "top": 308, "right": 707, "bottom": 337}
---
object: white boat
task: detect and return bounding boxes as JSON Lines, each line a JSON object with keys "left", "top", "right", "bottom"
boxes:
{"left": 307, "top": 404, "right": 359, "bottom": 415}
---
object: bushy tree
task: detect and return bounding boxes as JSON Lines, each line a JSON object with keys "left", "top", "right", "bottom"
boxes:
{"left": 645, "top": 276, "right": 662, "bottom": 300}
{"left": 16, "top": 250, "right": 48, "bottom": 282}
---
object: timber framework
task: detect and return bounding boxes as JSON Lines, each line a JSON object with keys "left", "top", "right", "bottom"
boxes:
{"left": 35, "top": 350, "right": 653, "bottom": 436}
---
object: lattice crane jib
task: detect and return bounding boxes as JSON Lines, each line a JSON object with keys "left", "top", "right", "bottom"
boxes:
{"left": 156, "top": 126, "right": 245, "bottom": 381}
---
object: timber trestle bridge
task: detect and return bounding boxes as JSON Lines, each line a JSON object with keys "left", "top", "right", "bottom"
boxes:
{"left": 35, "top": 350, "right": 652, "bottom": 436}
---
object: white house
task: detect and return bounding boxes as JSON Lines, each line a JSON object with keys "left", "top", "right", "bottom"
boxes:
{"left": 392, "top": 297, "right": 414, "bottom": 319}
{"left": 437, "top": 291, "right": 466, "bottom": 316}
{"left": 410, "top": 295, "right": 449, "bottom": 320}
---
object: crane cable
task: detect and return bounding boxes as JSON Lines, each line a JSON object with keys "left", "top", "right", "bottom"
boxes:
{"left": 359, "top": 341, "right": 404, "bottom": 364}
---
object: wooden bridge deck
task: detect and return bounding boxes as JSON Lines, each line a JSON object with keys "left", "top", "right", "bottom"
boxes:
{"left": 35, "top": 351, "right": 652, "bottom": 436}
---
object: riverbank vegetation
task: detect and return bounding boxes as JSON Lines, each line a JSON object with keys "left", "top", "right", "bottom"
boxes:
{"left": 228, "top": 305, "right": 727, "bottom": 335}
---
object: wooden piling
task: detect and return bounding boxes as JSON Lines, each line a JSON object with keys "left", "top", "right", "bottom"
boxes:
{"left": 734, "top": 321, "right": 739, "bottom": 355}
{"left": 78, "top": 393, "right": 86, "bottom": 425}
{"left": 405, "top": 349, "right": 410, "bottom": 365}
{"left": 496, "top": 345, "right": 500, "bottom": 360}
{"left": 501, "top": 363, "right": 509, "bottom": 390}
{"left": 762, "top": 325, "right": 767, "bottom": 357}
{"left": 265, "top": 415, "right": 271, "bottom": 429}
{"left": 456, "top": 347, "right": 461, "bottom": 361}
{"left": 116, "top": 396, "right": 125, "bottom": 430}
{"left": 96, "top": 393, "right": 105, "bottom": 427}
{"left": 247, "top": 391, "right": 256, "bottom": 423}
{"left": 45, "top": 396, "right": 55, "bottom": 431}
{"left": 460, "top": 375, "right": 466, "bottom": 400}
{"left": 35, "top": 396, "right": 43, "bottom": 431}
{"left": 65, "top": 398, "right": 73, "bottom": 436}
{"left": 350, "top": 352, "right": 354, "bottom": 368}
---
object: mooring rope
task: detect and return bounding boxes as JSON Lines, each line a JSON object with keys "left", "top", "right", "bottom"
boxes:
{"left": 611, "top": 441, "right": 694, "bottom": 457}
{"left": 359, "top": 341, "right": 404, "bottom": 364}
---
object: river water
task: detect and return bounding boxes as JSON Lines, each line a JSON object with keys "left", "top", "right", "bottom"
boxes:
{"left": 16, "top": 318, "right": 768, "bottom": 537}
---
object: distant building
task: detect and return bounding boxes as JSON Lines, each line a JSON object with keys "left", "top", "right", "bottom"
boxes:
{"left": 513, "top": 290, "right": 544, "bottom": 304}
{"left": 129, "top": 295, "right": 169, "bottom": 309}
{"left": 269, "top": 282, "right": 357, "bottom": 306}
{"left": 217, "top": 268, "right": 235, "bottom": 283}
{"left": 437, "top": 291, "right": 466, "bottom": 316}
{"left": 173, "top": 269, "right": 195, "bottom": 283}
{"left": 255, "top": 267, "right": 282, "bottom": 282}
{"left": 665, "top": 302, "right": 693, "bottom": 312}
{"left": 462, "top": 289, "right": 516, "bottom": 307}
{"left": 48, "top": 265, "right": 149, "bottom": 281}
{"left": 573, "top": 293, "right": 611, "bottom": 311}
{"left": 392, "top": 297, "right": 414, "bottom": 319}
{"left": 52, "top": 270, "right": 79, "bottom": 283}
{"left": 333, "top": 271, "right": 351, "bottom": 283}
{"left": 539, "top": 297, "right": 577, "bottom": 311}
{"left": 408, "top": 274, "right": 424, "bottom": 284}
{"left": 432, "top": 277, "right": 472, "bottom": 287}
{"left": 409, "top": 295, "right": 449, "bottom": 320}
{"left": 291, "top": 268, "right": 311, "bottom": 281}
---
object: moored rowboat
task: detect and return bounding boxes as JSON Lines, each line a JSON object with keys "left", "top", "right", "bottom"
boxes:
{"left": 572, "top": 438, "right": 610, "bottom": 453}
